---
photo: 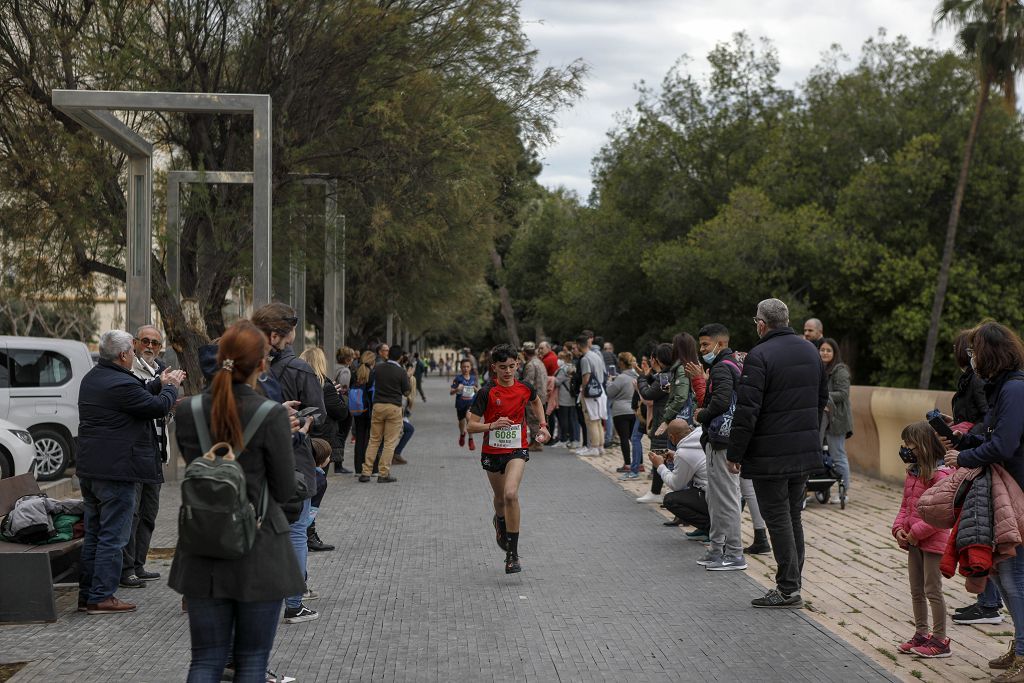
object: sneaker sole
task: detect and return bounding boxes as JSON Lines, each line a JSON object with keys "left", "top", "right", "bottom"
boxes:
{"left": 912, "top": 651, "right": 951, "bottom": 658}
{"left": 695, "top": 559, "right": 721, "bottom": 566}
{"left": 951, "top": 615, "right": 1003, "bottom": 624}
{"left": 86, "top": 608, "right": 137, "bottom": 615}
{"left": 283, "top": 615, "right": 319, "bottom": 624}
{"left": 752, "top": 600, "right": 803, "bottom": 609}
{"left": 707, "top": 564, "right": 748, "bottom": 571}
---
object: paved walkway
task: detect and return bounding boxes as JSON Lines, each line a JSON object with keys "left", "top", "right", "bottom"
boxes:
{"left": 0, "top": 377, "right": 894, "bottom": 682}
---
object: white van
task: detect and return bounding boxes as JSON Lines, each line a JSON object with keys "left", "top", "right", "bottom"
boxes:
{"left": 0, "top": 336, "right": 94, "bottom": 481}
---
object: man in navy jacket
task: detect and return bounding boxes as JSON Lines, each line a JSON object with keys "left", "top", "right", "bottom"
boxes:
{"left": 77, "top": 330, "right": 183, "bottom": 614}
{"left": 727, "top": 298, "right": 828, "bottom": 609}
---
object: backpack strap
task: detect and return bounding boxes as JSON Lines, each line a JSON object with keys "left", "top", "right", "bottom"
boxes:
{"left": 241, "top": 400, "right": 277, "bottom": 449}
{"left": 189, "top": 395, "right": 213, "bottom": 454}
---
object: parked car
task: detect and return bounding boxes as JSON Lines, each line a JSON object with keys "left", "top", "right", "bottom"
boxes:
{"left": 0, "top": 337, "right": 94, "bottom": 481}
{"left": 0, "top": 417, "right": 37, "bottom": 479}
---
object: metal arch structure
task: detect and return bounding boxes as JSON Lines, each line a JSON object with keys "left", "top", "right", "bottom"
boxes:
{"left": 51, "top": 90, "right": 273, "bottom": 334}
{"left": 165, "top": 171, "right": 345, "bottom": 374}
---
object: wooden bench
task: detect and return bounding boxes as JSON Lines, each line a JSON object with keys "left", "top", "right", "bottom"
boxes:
{"left": 0, "top": 474, "right": 83, "bottom": 623}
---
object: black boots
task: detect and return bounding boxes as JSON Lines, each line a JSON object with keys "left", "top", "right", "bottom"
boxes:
{"left": 307, "top": 523, "right": 335, "bottom": 552}
{"left": 744, "top": 528, "right": 771, "bottom": 555}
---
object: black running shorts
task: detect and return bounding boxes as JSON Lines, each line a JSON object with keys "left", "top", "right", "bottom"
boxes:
{"left": 480, "top": 449, "right": 530, "bottom": 474}
{"left": 456, "top": 403, "right": 471, "bottom": 421}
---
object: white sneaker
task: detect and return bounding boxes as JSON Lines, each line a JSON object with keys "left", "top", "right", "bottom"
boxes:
{"left": 636, "top": 491, "right": 664, "bottom": 503}
{"left": 579, "top": 447, "right": 601, "bottom": 457}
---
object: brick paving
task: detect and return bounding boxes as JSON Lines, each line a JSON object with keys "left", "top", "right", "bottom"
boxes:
{"left": 0, "top": 377, "right": 894, "bottom": 682}
{"left": 584, "top": 438, "right": 1011, "bottom": 683}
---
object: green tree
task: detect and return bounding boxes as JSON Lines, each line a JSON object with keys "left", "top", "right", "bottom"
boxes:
{"left": 920, "top": 0, "right": 1024, "bottom": 388}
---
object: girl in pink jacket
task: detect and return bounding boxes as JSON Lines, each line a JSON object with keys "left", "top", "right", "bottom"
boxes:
{"left": 893, "top": 421, "right": 952, "bottom": 659}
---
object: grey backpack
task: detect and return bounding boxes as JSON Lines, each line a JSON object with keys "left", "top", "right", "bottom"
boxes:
{"left": 178, "top": 396, "right": 276, "bottom": 560}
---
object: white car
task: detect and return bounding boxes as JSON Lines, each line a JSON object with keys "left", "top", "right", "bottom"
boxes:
{"left": 0, "top": 417, "right": 37, "bottom": 479}
{"left": 0, "top": 336, "right": 94, "bottom": 481}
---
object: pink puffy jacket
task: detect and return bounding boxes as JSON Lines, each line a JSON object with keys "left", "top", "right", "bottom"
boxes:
{"left": 893, "top": 468, "right": 952, "bottom": 555}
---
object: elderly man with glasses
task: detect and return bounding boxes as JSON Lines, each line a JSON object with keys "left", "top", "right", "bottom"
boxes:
{"left": 118, "top": 326, "right": 175, "bottom": 588}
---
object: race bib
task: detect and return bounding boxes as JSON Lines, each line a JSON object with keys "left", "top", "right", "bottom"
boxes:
{"left": 461, "top": 384, "right": 476, "bottom": 399}
{"left": 489, "top": 423, "right": 522, "bottom": 450}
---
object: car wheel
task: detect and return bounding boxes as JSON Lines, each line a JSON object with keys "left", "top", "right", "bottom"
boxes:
{"left": 31, "top": 429, "right": 70, "bottom": 481}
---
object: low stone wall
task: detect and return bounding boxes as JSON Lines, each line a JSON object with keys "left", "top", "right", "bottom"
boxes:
{"left": 846, "top": 385, "right": 953, "bottom": 484}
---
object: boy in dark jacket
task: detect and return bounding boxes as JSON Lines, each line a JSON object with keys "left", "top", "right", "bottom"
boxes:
{"left": 693, "top": 324, "right": 746, "bottom": 573}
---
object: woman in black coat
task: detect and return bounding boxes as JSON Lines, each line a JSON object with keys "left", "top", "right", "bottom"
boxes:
{"left": 170, "top": 321, "right": 305, "bottom": 683}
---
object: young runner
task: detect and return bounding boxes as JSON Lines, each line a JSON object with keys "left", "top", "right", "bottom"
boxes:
{"left": 467, "top": 344, "right": 549, "bottom": 574}
{"left": 450, "top": 359, "right": 478, "bottom": 450}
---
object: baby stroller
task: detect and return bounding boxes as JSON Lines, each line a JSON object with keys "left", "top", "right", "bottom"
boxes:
{"left": 803, "top": 419, "right": 846, "bottom": 509}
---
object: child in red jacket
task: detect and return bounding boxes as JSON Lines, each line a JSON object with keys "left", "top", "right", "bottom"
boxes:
{"left": 893, "top": 421, "right": 953, "bottom": 658}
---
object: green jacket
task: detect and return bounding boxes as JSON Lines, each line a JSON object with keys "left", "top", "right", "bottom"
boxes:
{"left": 660, "top": 362, "right": 693, "bottom": 425}
{"left": 826, "top": 363, "right": 853, "bottom": 436}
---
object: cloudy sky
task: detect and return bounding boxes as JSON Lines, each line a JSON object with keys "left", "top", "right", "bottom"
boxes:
{"left": 519, "top": 1, "right": 957, "bottom": 200}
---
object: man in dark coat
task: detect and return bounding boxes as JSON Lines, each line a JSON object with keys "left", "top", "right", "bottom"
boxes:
{"left": 727, "top": 298, "right": 828, "bottom": 609}
{"left": 77, "top": 330, "right": 183, "bottom": 614}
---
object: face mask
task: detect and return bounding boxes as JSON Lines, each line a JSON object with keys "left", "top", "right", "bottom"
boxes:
{"left": 702, "top": 345, "right": 719, "bottom": 365}
{"left": 898, "top": 446, "right": 917, "bottom": 464}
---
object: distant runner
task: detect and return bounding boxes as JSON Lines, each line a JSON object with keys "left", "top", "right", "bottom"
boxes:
{"left": 450, "top": 359, "right": 478, "bottom": 450}
{"left": 467, "top": 344, "right": 549, "bottom": 574}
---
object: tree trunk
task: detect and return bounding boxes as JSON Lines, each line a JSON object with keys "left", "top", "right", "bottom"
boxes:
{"left": 919, "top": 77, "right": 990, "bottom": 389}
{"left": 489, "top": 246, "right": 520, "bottom": 348}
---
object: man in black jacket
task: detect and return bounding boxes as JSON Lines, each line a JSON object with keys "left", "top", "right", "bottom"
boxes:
{"left": 693, "top": 324, "right": 746, "bottom": 572}
{"left": 727, "top": 298, "right": 828, "bottom": 608}
{"left": 77, "top": 330, "right": 183, "bottom": 614}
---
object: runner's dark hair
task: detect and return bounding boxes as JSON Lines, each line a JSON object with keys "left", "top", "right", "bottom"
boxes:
{"left": 490, "top": 343, "right": 517, "bottom": 363}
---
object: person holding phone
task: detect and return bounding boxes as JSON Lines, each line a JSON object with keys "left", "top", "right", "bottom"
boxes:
{"left": 467, "top": 343, "right": 548, "bottom": 574}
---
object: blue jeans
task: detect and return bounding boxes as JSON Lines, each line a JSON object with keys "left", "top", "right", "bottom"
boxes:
{"left": 78, "top": 478, "right": 137, "bottom": 604}
{"left": 185, "top": 596, "right": 282, "bottom": 683}
{"left": 396, "top": 420, "right": 414, "bottom": 455}
{"left": 992, "top": 546, "right": 1024, "bottom": 654}
{"left": 630, "top": 419, "right": 645, "bottom": 474}
{"left": 286, "top": 499, "right": 311, "bottom": 609}
{"left": 826, "top": 432, "right": 850, "bottom": 492}
{"left": 978, "top": 579, "right": 1004, "bottom": 610}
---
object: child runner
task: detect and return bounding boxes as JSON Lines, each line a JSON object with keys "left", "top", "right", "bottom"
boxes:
{"left": 467, "top": 343, "right": 549, "bottom": 574}
{"left": 450, "top": 359, "right": 478, "bottom": 450}
{"left": 893, "top": 421, "right": 952, "bottom": 659}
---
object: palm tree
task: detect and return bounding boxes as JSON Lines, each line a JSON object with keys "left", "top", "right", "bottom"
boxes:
{"left": 920, "top": 0, "right": 1024, "bottom": 389}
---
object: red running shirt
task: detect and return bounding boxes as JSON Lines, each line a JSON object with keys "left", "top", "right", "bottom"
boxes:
{"left": 469, "top": 380, "right": 537, "bottom": 454}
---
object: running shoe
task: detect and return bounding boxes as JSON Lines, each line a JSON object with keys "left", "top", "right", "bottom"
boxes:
{"left": 706, "top": 556, "right": 748, "bottom": 571}
{"left": 504, "top": 552, "right": 521, "bottom": 574}
{"left": 459, "top": 433, "right": 466, "bottom": 447}
{"left": 493, "top": 515, "right": 509, "bottom": 551}
{"left": 615, "top": 465, "right": 631, "bottom": 473}
{"left": 897, "top": 632, "right": 930, "bottom": 654}
{"left": 751, "top": 589, "right": 803, "bottom": 608}
{"left": 468, "top": 437, "right": 476, "bottom": 451}
{"left": 619, "top": 472, "right": 639, "bottom": 480}
{"left": 283, "top": 604, "right": 319, "bottom": 624}
{"left": 952, "top": 604, "right": 1003, "bottom": 624}
{"left": 695, "top": 550, "right": 722, "bottom": 566}
{"left": 910, "top": 635, "right": 950, "bottom": 658}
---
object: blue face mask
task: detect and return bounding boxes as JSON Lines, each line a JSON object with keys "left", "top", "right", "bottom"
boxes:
{"left": 702, "top": 347, "right": 718, "bottom": 365}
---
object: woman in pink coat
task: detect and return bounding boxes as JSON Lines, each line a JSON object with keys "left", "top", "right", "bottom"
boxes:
{"left": 892, "top": 421, "right": 952, "bottom": 659}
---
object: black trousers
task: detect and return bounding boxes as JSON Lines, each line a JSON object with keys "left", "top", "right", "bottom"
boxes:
{"left": 416, "top": 376, "right": 427, "bottom": 401}
{"left": 353, "top": 414, "right": 372, "bottom": 474}
{"left": 664, "top": 488, "right": 709, "bottom": 531}
{"left": 334, "top": 413, "right": 353, "bottom": 465}
{"left": 575, "top": 405, "right": 587, "bottom": 446}
{"left": 612, "top": 414, "right": 635, "bottom": 466}
{"left": 122, "top": 481, "right": 160, "bottom": 577}
{"left": 752, "top": 476, "right": 808, "bottom": 596}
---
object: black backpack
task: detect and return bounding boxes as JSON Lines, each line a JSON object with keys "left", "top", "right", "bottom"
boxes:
{"left": 178, "top": 396, "right": 276, "bottom": 560}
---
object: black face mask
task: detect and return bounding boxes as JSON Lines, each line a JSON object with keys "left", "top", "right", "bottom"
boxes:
{"left": 899, "top": 446, "right": 917, "bottom": 464}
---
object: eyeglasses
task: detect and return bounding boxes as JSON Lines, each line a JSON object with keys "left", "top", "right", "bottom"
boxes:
{"left": 136, "top": 337, "right": 162, "bottom": 348}
{"left": 753, "top": 317, "right": 764, "bottom": 325}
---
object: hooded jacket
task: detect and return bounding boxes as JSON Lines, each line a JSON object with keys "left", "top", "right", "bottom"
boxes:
{"left": 893, "top": 466, "right": 951, "bottom": 555}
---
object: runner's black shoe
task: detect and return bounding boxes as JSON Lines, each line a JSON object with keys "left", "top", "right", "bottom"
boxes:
{"left": 504, "top": 551, "right": 521, "bottom": 574}
{"left": 493, "top": 515, "right": 509, "bottom": 551}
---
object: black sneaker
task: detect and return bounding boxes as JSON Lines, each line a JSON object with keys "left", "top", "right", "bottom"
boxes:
{"left": 751, "top": 589, "right": 803, "bottom": 608}
{"left": 378, "top": 475, "right": 397, "bottom": 483}
{"left": 744, "top": 540, "right": 772, "bottom": 555}
{"left": 358, "top": 475, "right": 371, "bottom": 483}
{"left": 504, "top": 552, "right": 521, "bottom": 574}
{"left": 493, "top": 515, "right": 509, "bottom": 551}
{"left": 118, "top": 575, "right": 146, "bottom": 589}
{"left": 283, "top": 604, "right": 319, "bottom": 624}
{"left": 135, "top": 569, "right": 161, "bottom": 581}
{"left": 952, "top": 603, "right": 1003, "bottom": 624}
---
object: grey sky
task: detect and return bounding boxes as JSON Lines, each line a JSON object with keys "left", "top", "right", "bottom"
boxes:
{"left": 520, "top": 1, "right": 956, "bottom": 200}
